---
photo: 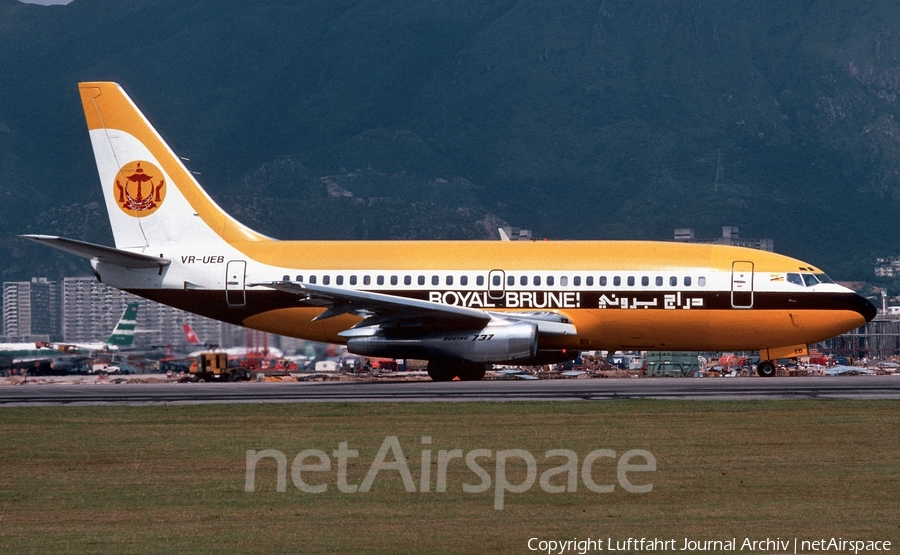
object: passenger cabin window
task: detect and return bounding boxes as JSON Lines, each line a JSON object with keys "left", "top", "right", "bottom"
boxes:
{"left": 520, "top": 275, "right": 528, "bottom": 286}
{"left": 669, "top": 276, "right": 677, "bottom": 287}
{"left": 364, "top": 275, "right": 371, "bottom": 286}
{"left": 296, "top": 275, "right": 303, "bottom": 282}
{"left": 641, "top": 276, "right": 649, "bottom": 286}
{"left": 323, "top": 275, "right": 330, "bottom": 285}
{"left": 461, "top": 276, "right": 468, "bottom": 286}
{"left": 432, "top": 275, "right": 439, "bottom": 286}
{"left": 574, "top": 276, "right": 581, "bottom": 286}
{"left": 390, "top": 276, "right": 397, "bottom": 286}
{"left": 627, "top": 276, "right": 635, "bottom": 287}
{"left": 656, "top": 276, "right": 663, "bottom": 287}
{"left": 588, "top": 276, "right": 595, "bottom": 286}
{"left": 698, "top": 277, "right": 706, "bottom": 287}
{"left": 477, "top": 276, "right": 485, "bottom": 286}
{"left": 404, "top": 276, "right": 411, "bottom": 286}
{"left": 282, "top": 275, "right": 290, "bottom": 282}
{"left": 418, "top": 275, "right": 425, "bottom": 286}
{"left": 446, "top": 276, "right": 453, "bottom": 286}
{"left": 613, "top": 276, "right": 620, "bottom": 286}
{"left": 534, "top": 276, "right": 541, "bottom": 286}
{"left": 349, "top": 275, "right": 357, "bottom": 285}
{"left": 684, "top": 276, "right": 691, "bottom": 287}
{"left": 547, "top": 276, "right": 555, "bottom": 286}
{"left": 309, "top": 275, "right": 317, "bottom": 284}
{"left": 336, "top": 275, "right": 344, "bottom": 285}
{"left": 492, "top": 275, "right": 501, "bottom": 286}
{"left": 560, "top": 276, "right": 568, "bottom": 287}
{"left": 508, "top": 275, "right": 515, "bottom": 286}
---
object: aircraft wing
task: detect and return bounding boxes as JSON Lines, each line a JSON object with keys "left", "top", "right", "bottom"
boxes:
{"left": 255, "top": 281, "right": 576, "bottom": 336}
{"left": 258, "top": 281, "right": 490, "bottom": 327}
{"left": 19, "top": 235, "right": 171, "bottom": 269}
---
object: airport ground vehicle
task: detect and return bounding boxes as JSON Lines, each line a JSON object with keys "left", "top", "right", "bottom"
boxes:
{"left": 645, "top": 352, "right": 702, "bottom": 377}
{"left": 188, "top": 352, "right": 249, "bottom": 382}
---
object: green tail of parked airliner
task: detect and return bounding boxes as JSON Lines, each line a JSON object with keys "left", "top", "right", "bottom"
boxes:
{"left": 104, "top": 303, "right": 139, "bottom": 347}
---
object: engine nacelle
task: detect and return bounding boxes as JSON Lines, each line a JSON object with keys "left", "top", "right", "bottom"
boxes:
{"left": 346, "top": 322, "right": 538, "bottom": 363}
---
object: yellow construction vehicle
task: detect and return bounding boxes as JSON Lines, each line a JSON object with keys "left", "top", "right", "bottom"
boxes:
{"left": 188, "top": 352, "right": 249, "bottom": 382}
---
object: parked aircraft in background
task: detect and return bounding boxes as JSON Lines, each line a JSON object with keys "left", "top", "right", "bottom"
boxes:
{"left": 182, "top": 324, "right": 201, "bottom": 346}
{"left": 0, "top": 303, "right": 139, "bottom": 373}
{"left": 180, "top": 323, "right": 283, "bottom": 359}
{"left": 23, "top": 82, "right": 877, "bottom": 380}
{"left": 63, "top": 302, "right": 140, "bottom": 351}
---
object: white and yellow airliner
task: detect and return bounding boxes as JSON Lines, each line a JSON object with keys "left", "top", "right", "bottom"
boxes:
{"left": 23, "top": 82, "right": 876, "bottom": 380}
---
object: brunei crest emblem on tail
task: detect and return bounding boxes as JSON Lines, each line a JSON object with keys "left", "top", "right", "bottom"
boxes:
{"left": 113, "top": 160, "right": 166, "bottom": 217}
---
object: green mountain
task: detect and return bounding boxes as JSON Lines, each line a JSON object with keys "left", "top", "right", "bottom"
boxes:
{"left": 2, "top": 0, "right": 900, "bottom": 281}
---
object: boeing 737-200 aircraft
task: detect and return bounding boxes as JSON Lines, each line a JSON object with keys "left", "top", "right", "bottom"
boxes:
{"left": 22, "top": 82, "right": 876, "bottom": 380}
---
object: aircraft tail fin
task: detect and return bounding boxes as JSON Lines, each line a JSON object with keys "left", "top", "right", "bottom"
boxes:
{"left": 105, "top": 303, "right": 139, "bottom": 347}
{"left": 182, "top": 324, "right": 202, "bottom": 345}
{"left": 78, "top": 82, "right": 269, "bottom": 249}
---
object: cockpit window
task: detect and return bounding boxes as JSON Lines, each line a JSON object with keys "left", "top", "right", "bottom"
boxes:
{"left": 786, "top": 273, "right": 804, "bottom": 286}
{"left": 802, "top": 273, "right": 819, "bottom": 287}
{"left": 815, "top": 273, "right": 834, "bottom": 284}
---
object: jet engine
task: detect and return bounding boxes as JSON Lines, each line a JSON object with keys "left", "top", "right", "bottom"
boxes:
{"left": 345, "top": 321, "right": 538, "bottom": 363}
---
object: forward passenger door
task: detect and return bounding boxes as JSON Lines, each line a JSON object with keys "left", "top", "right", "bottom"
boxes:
{"left": 731, "top": 261, "right": 754, "bottom": 308}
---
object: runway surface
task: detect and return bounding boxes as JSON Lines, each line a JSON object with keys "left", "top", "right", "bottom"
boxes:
{"left": 1, "top": 376, "right": 899, "bottom": 405}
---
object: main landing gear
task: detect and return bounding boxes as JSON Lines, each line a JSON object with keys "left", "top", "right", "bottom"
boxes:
{"left": 756, "top": 360, "right": 777, "bottom": 377}
{"left": 426, "top": 360, "right": 489, "bottom": 381}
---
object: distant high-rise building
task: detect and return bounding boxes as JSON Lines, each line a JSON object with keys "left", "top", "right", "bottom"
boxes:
{"left": 61, "top": 277, "right": 133, "bottom": 343}
{"left": 875, "top": 257, "right": 900, "bottom": 277}
{"left": 29, "top": 278, "right": 60, "bottom": 339}
{"left": 2, "top": 277, "right": 60, "bottom": 341}
{"left": 500, "top": 227, "right": 533, "bottom": 241}
{"left": 3, "top": 282, "right": 30, "bottom": 339}
{"left": 60, "top": 276, "right": 246, "bottom": 348}
{"left": 2, "top": 275, "right": 284, "bottom": 350}
{"left": 673, "top": 228, "right": 695, "bottom": 241}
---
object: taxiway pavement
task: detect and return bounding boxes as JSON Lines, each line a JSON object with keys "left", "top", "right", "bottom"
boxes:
{"left": 1, "top": 376, "right": 898, "bottom": 406}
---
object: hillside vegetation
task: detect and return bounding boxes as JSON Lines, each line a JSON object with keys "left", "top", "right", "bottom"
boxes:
{"left": 2, "top": 0, "right": 900, "bottom": 281}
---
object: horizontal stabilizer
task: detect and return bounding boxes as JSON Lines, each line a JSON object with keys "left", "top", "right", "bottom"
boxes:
{"left": 19, "top": 235, "right": 170, "bottom": 269}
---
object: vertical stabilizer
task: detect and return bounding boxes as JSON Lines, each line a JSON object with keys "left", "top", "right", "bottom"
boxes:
{"left": 78, "top": 82, "right": 268, "bottom": 249}
{"left": 105, "top": 303, "right": 139, "bottom": 347}
{"left": 182, "top": 324, "right": 202, "bottom": 345}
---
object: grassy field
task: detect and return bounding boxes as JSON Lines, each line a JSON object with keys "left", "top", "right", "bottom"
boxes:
{"left": 0, "top": 400, "right": 897, "bottom": 554}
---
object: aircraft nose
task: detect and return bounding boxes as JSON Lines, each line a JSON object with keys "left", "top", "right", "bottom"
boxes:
{"left": 853, "top": 294, "right": 878, "bottom": 323}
